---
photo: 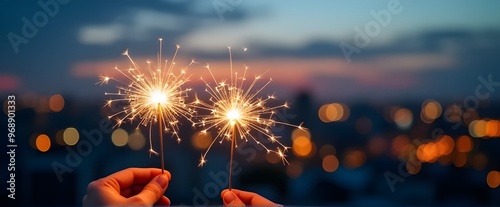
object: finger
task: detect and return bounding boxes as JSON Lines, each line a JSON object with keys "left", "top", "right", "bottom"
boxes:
{"left": 221, "top": 190, "right": 245, "bottom": 207}
{"left": 129, "top": 173, "right": 170, "bottom": 206}
{"left": 155, "top": 195, "right": 171, "bottom": 206}
{"left": 120, "top": 184, "right": 146, "bottom": 198}
{"left": 82, "top": 195, "right": 88, "bottom": 205}
{"left": 105, "top": 168, "right": 171, "bottom": 191}
{"left": 226, "top": 189, "right": 279, "bottom": 206}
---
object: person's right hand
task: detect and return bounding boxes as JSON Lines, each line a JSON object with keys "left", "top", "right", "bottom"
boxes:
{"left": 221, "top": 189, "right": 281, "bottom": 206}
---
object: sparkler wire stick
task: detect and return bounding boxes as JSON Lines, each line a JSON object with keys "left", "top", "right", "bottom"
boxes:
{"left": 229, "top": 126, "right": 236, "bottom": 191}
{"left": 158, "top": 103, "right": 165, "bottom": 174}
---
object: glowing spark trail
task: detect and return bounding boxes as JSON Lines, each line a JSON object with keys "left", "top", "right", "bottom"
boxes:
{"left": 193, "top": 47, "right": 304, "bottom": 190}
{"left": 99, "top": 38, "right": 195, "bottom": 173}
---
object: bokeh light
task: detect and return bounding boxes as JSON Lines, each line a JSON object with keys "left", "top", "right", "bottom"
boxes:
{"left": 486, "top": 120, "right": 500, "bottom": 137}
{"left": 391, "top": 135, "right": 410, "bottom": 156}
{"left": 291, "top": 128, "right": 310, "bottom": 141}
{"left": 111, "top": 128, "right": 128, "bottom": 147}
{"left": 417, "top": 135, "right": 455, "bottom": 163}
{"left": 343, "top": 150, "right": 366, "bottom": 169}
{"left": 487, "top": 171, "right": 500, "bottom": 188}
{"left": 293, "top": 136, "right": 313, "bottom": 158}
{"left": 191, "top": 131, "right": 213, "bottom": 150}
{"left": 456, "top": 135, "right": 473, "bottom": 153}
{"left": 406, "top": 160, "right": 422, "bottom": 175}
{"left": 393, "top": 108, "right": 413, "bottom": 130}
{"left": 436, "top": 135, "right": 454, "bottom": 156}
{"left": 266, "top": 152, "right": 281, "bottom": 164}
{"left": 36, "top": 134, "right": 51, "bottom": 152}
{"left": 417, "top": 142, "right": 438, "bottom": 163}
{"left": 453, "top": 151, "right": 467, "bottom": 167}
{"left": 128, "top": 130, "right": 146, "bottom": 150}
{"left": 462, "top": 109, "right": 479, "bottom": 126}
{"left": 49, "top": 94, "right": 65, "bottom": 112}
{"left": 318, "top": 103, "right": 349, "bottom": 122}
{"left": 444, "top": 104, "right": 462, "bottom": 123}
{"left": 63, "top": 127, "right": 79, "bottom": 146}
{"left": 55, "top": 129, "right": 65, "bottom": 146}
{"left": 421, "top": 99, "right": 442, "bottom": 123}
{"left": 469, "top": 120, "right": 486, "bottom": 138}
{"left": 322, "top": 155, "right": 339, "bottom": 172}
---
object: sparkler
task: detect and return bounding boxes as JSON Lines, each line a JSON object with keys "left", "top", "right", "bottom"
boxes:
{"left": 193, "top": 47, "right": 304, "bottom": 190}
{"left": 98, "top": 38, "right": 195, "bottom": 173}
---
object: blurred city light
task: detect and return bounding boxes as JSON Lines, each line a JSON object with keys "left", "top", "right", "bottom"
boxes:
{"left": 63, "top": 127, "right": 79, "bottom": 146}
{"left": 318, "top": 103, "right": 349, "bottom": 122}
{"left": 391, "top": 135, "right": 410, "bottom": 156}
{"left": 452, "top": 151, "right": 467, "bottom": 168}
{"left": 128, "top": 130, "right": 146, "bottom": 150}
{"left": 421, "top": 99, "right": 442, "bottom": 123}
{"left": 291, "top": 128, "right": 310, "bottom": 141}
{"left": 456, "top": 135, "right": 473, "bottom": 153}
{"left": 35, "top": 134, "right": 51, "bottom": 152}
{"left": 393, "top": 108, "right": 413, "bottom": 130}
{"left": 49, "top": 94, "right": 65, "bottom": 112}
{"left": 322, "top": 155, "right": 339, "bottom": 172}
{"left": 292, "top": 136, "right": 313, "bottom": 158}
{"left": 487, "top": 171, "right": 500, "bottom": 188}
{"left": 406, "top": 160, "right": 422, "bottom": 175}
{"left": 191, "top": 131, "right": 213, "bottom": 150}
{"left": 266, "top": 152, "right": 281, "bottom": 164}
{"left": 111, "top": 128, "right": 128, "bottom": 147}
{"left": 343, "top": 150, "right": 366, "bottom": 169}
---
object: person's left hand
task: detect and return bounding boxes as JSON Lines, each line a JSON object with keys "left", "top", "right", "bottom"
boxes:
{"left": 83, "top": 168, "right": 171, "bottom": 206}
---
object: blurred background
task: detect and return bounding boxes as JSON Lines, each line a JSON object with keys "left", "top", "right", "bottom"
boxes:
{"left": 2, "top": 0, "right": 500, "bottom": 206}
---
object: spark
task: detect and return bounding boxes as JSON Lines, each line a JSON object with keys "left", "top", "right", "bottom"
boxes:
{"left": 99, "top": 38, "right": 195, "bottom": 172}
{"left": 193, "top": 47, "right": 304, "bottom": 171}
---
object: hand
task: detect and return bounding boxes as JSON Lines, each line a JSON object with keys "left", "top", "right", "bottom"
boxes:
{"left": 221, "top": 189, "right": 282, "bottom": 207}
{"left": 83, "top": 168, "right": 171, "bottom": 206}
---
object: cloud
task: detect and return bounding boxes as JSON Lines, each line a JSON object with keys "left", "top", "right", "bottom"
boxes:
{"left": 79, "top": 24, "right": 124, "bottom": 45}
{"left": 77, "top": 9, "right": 187, "bottom": 45}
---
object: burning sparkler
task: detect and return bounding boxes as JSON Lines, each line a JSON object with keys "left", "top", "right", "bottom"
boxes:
{"left": 193, "top": 47, "right": 304, "bottom": 190}
{"left": 99, "top": 38, "right": 195, "bottom": 173}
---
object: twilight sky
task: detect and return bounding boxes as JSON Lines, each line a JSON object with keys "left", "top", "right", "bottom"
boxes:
{"left": 1, "top": 0, "right": 500, "bottom": 102}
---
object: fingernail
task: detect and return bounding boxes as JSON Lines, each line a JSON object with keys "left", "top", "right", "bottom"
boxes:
{"left": 156, "top": 174, "right": 169, "bottom": 188}
{"left": 223, "top": 191, "right": 236, "bottom": 204}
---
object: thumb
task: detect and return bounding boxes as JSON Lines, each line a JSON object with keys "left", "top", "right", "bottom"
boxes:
{"left": 130, "top": 173, "right": 170, "bottom": 206}
{"left": 222, "top": 190, "right": 245, "bottom": 207}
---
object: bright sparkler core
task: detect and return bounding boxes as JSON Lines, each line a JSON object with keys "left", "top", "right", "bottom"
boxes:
{"left": 99, "top": 38, "right": 195, "bottom": 159}
{"left": 226, "top": 108, "right": 241, "bottom": 124}
{"left": 193, "top": 47, "right": 304, "bottom": 168}
{"left": 149, "top": 90, "right": 168, "bottom": 105}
